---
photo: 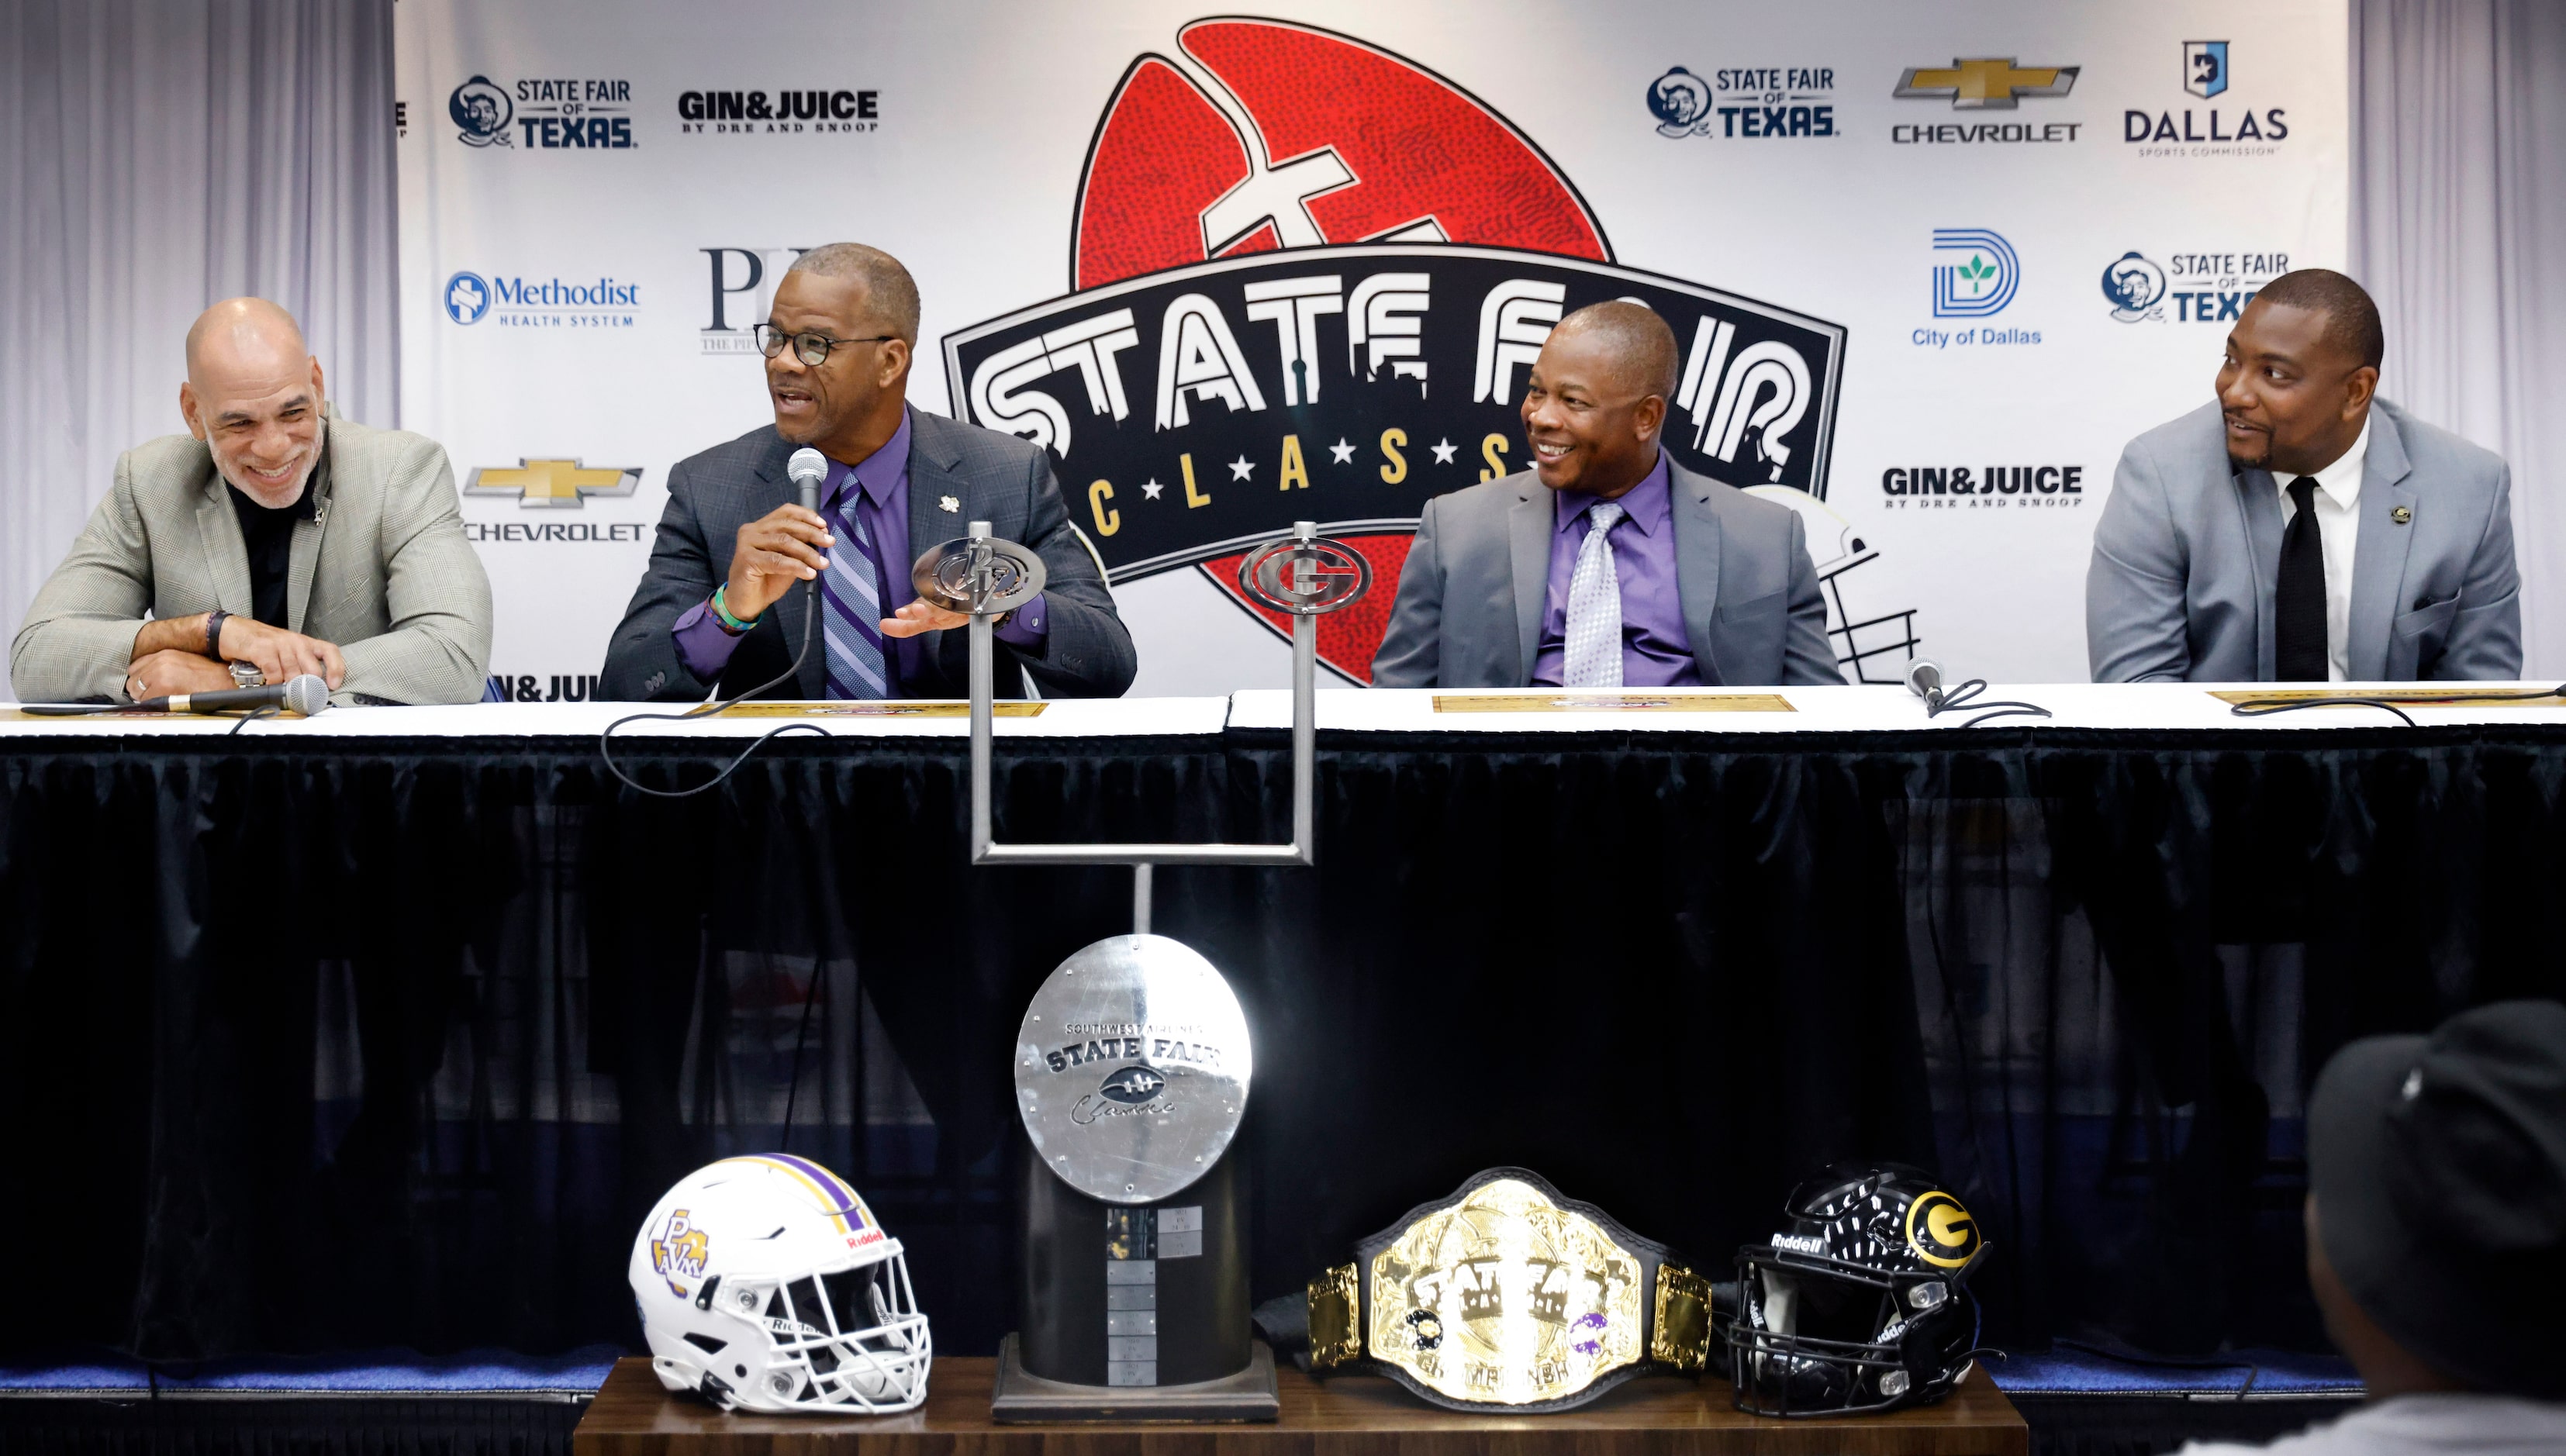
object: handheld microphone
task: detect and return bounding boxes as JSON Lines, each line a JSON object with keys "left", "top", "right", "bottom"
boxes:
{"left": 786, "top": 447, "right": 827, "bottom": 603}
{"left": 140, "top": 674, "right": 331, "bottom": 716}
{"left": 1905, "top": 657, "right": 1946, "bottom": 710}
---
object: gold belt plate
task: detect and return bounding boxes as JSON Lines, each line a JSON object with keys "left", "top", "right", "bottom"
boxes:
{"left": 1366, "top": 1175, "right": 1646, "bottom": 1406}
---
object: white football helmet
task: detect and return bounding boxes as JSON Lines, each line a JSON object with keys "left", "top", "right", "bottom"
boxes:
{"left": 629, "top": 1154, "right": 931, "bottom": 1414}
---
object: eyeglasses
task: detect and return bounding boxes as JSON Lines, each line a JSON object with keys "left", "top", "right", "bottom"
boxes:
{"left": 754, "top": 323, "right": 896, "bottom": 367}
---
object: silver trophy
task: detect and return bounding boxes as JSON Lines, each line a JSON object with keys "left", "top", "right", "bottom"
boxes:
{"left": 921, "top": 521, "right": 1367, "bottom": 1420}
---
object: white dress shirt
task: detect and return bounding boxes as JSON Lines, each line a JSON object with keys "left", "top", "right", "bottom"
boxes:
{"left": 2276, "top": 415, "right": 2371, "bottom": 681}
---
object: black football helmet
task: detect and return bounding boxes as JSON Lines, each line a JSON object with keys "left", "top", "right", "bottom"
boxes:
{"left": 1723, "top": 1163, "right": 1989, "bottom": 1416}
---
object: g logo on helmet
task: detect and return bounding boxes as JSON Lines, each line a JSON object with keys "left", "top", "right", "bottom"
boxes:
{"left": 1904, "top": 1190, "right": 1979, "bottom": 1269}
{"left": 650, "top": 1209, "right": 710, "bottom": 1296}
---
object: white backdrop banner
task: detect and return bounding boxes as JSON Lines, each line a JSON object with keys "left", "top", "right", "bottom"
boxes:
{"left": 393, "top": 1, "right": 2347, "bottom": 700}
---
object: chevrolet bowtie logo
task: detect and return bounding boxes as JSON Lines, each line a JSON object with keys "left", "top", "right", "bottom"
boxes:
{"left": 465, "top": 457, "right": 643, "bottom": 508}
{"left": 1894, "top": 57, "right": 2079, "bottom": 110}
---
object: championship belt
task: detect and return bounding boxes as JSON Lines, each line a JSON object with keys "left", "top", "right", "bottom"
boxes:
{"left": 1304, "top": 1168, "right": 1715, "bottom": 1413}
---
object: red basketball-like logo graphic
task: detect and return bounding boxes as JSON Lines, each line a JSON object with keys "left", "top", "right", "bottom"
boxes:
{"left": 1071, "top": 18, "right": 1608, "bottom": 680}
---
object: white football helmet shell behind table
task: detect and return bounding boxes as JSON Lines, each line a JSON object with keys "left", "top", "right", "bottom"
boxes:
{"left": 628, "top": 1154, "right": 931, "bottom": 1414}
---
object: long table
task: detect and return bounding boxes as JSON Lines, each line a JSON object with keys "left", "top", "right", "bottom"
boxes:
{"left": 4, "top": 684, "right": 2561, "bottom": 1365}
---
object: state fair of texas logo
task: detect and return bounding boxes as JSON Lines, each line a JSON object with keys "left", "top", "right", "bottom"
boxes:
{"left": 940, "top": 18, "right": 1849, "bottom": 682}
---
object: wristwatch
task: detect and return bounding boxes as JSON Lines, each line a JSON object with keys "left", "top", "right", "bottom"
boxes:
{"left": 228, "top": 660, "right": 266, "bottom": 688}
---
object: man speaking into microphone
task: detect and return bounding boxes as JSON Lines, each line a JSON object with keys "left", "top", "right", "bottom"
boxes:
{"left": 602, "top": 243, "right": 1134, "bottom": 701}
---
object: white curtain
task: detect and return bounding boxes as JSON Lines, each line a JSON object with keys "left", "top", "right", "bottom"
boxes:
{"left": 0, "top": 0, "right": 396, "bottom": 654}
{"left": 2354, "top": 0, "right": 2566, "bottom": 676}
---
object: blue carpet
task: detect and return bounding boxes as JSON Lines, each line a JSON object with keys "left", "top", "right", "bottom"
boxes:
{"left": 0, "top": 1347, "right": 622, "bottom": 1396}
{"left": 1989, "top": 1345, "right": 2361, "bottom": 1398}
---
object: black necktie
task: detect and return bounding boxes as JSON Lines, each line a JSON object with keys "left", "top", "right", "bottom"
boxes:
{"left": 2275, "top": 476, "right": 2327, "bottom": 681}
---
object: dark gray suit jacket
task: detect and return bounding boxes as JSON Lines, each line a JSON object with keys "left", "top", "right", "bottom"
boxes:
{"left": 2086, "top": 399, "right": 2520, "bottom": 681}
{"left": 601, "top": 409, "right": 1135, "bottom": 700}
{"left": 1370, "top": 458, "right": 1843, "bottom": 688}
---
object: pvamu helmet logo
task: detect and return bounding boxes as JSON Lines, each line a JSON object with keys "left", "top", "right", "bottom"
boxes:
{"left": 650, "top": 1209, "right": 710, "bottom": 1296}
{"left": 450, "top": 75, "right": 513, "bottom": 147}
{"left": 1904, "top": 1190, "right": 1980, "bottom": 1269}
{"left": 941, "top": 17, "right": 1857, "bottom": 683}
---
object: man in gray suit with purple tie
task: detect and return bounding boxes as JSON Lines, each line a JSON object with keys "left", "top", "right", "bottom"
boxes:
{"left": 1370, "top": 301, "right": 1842, "bottom": 690}
{"left": 601, "top": 243, "right": 1134, "bottom": 702}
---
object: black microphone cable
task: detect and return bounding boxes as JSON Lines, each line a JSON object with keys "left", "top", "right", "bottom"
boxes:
{"left": 599, "top": 449, "right": 842, "bottom": 799}
{"left": 1924, "top": 677, "right": 2053, "bottom": 730}
{"left": 2226, "top": 681, "right": 2566, "bottom": 729}
{"left": 597, "top": 595, "right": 827, "bottom": 799}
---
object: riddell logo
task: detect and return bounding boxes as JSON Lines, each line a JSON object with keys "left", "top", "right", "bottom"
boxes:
{"left": 941, "top": 18, "right": 1904, "bottom": 682}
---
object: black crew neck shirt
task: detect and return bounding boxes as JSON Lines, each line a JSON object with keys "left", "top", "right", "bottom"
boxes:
{"left": 224, "top": 481, "right": 318, "bottom": 628}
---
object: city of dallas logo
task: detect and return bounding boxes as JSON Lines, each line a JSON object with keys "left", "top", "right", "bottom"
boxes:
{"left": 942, "top": 246, "right": 1844, "bottom": 680}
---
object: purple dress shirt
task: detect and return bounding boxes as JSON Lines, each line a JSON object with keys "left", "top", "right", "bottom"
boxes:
{"left": 671, "top": 408, "right": 1047, "bottom": 692}
{"left": 1528, "top": 450, "right": 1700, "bottom": 688}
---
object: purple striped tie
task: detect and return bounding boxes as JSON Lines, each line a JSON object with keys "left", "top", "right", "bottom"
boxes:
{"left": 821, "top": 494, "right": 889, "bottom": 699}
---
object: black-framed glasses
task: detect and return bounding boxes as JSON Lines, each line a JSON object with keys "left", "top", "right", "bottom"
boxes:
{"left": 754, "top": 323, "right": 895, "bottom": 366}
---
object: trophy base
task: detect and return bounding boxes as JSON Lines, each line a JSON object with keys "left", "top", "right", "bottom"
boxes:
{"left": 989, "top": 1334, "right": 1280, "bottom": 1423}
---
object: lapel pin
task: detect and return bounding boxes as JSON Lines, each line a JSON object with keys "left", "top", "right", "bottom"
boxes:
{"left": 2390, "top": 505, "right": 2413, "bottom": 525}
{"left": 939, "top": 495, "right": 961, "bottom": 514}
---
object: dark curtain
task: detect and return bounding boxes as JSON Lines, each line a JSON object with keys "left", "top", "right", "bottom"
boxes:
{"left": 2, "top": 725, "right": 2561, "bottom": 1362}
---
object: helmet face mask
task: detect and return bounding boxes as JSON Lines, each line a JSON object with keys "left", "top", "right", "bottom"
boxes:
{"left": 1723, "top": 1164, "right": 1987, "bottom": 1417}
{"left": 630, "top": 1156, "right": 932, "bottom": 1415}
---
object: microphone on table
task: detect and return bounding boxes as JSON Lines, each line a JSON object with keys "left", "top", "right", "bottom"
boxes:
{"left": 141, "top": 674, "right": 332, "bottom": 716}
{"left": 1901, "top": 656, "right": 2050, "bottom": 728}
{"left": 25, "top": 673, "right": 331, "bottom": 717}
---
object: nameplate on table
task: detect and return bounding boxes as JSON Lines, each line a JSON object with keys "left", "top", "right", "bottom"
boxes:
{"left": 2210, "top": 687, "right": 2566, "bottom": 709}
{"left": 713, "top": 700, "right": 1048, "bottom": 718}
{"left": 1432, "top": 692, "right": 1794, "bottom": 714}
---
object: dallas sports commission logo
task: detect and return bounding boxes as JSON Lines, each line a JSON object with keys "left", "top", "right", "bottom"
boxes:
{"left": 940, "top": 17, "right": 1912, "bottom": 684}
{"left": 447, "top": 74, "right": 635, "bottom": 149}
{"left": 2126, "top": 41, "right": 2288, "bottom": 155}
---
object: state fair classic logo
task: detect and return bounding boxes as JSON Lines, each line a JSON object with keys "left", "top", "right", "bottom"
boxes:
{"left": 941, "top": 16, "right": 1891, "bottom": 683}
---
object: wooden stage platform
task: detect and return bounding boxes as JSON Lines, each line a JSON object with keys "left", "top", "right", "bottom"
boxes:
{"left": 574, "top": 1356, "right": 2029, "bottom": 1456}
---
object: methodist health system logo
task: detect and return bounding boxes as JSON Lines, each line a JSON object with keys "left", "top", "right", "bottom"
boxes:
{"left": 1930, "top": 229, "right": 2018, "bottom": 318}
{"left": 938, "top": 18, "right": 1917, "bottom": 684}
{"left": 444, "top": 270, "right": 640, "bottom": 329}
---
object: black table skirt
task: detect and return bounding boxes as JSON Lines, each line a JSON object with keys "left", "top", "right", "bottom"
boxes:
{"left": 4, "top": 725, "right": 2561, "bottom": 1363}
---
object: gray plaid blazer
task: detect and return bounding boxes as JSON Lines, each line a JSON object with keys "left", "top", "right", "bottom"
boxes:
{"left": 10, "top": 412, "right": 493, "bottom": 706}
{"left": 601, "top": 409, "right": 1136, "bottom": 701}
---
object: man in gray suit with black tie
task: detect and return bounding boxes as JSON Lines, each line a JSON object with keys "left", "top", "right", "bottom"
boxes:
{"left": 1370, "top": 301, "right": 1842, "bottom": 690}
{"left": 2088, "top": 269, "right": 2520, "bottom": 683}
{"left": 601, "top": 243, "right": 1134, "bottom": 702}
